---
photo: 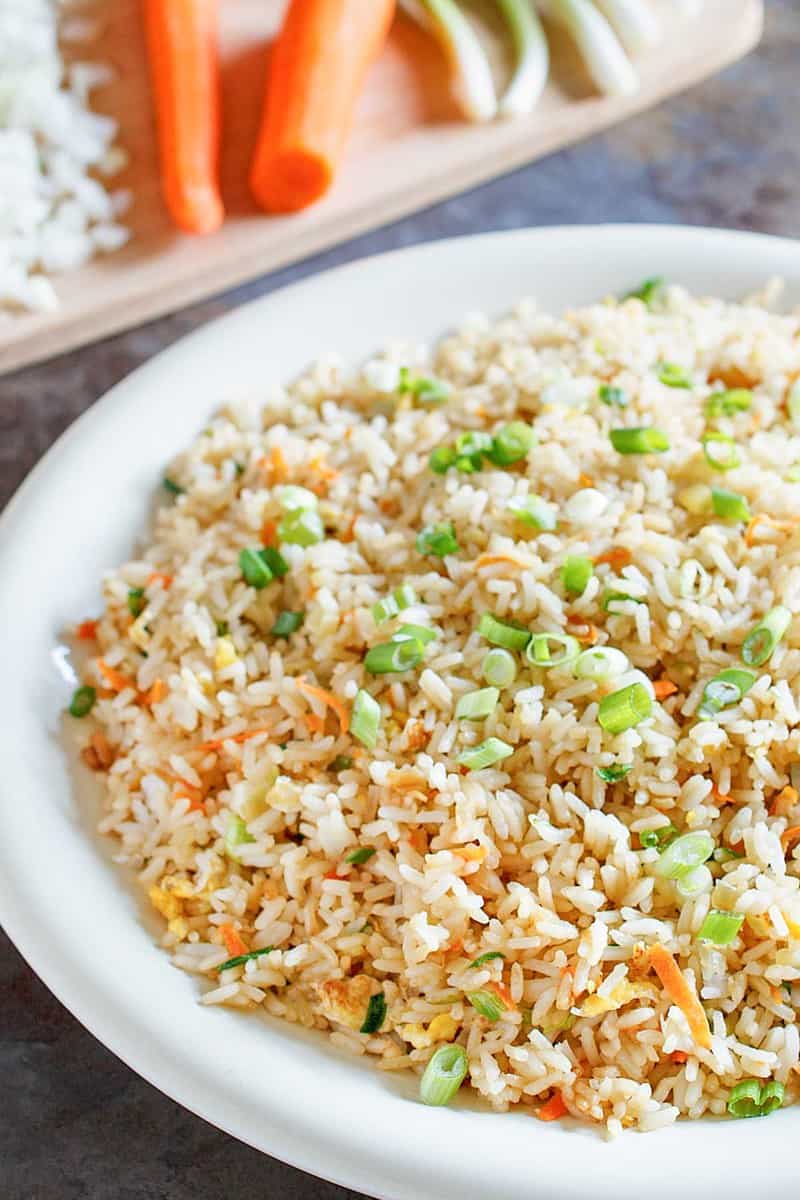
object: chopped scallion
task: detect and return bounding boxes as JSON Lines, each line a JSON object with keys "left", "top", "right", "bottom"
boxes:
{"left": 239, "top": 547, "right": 273, "bottom": 590}
{"left": 657, "top": 362, "right": 692, "bottom": 389}
{"left": 702, "top": 431, "right": 741, "bottom": 472}
{"left": 259, "top": 546, "right": 289, "bottom": 578}
{"left": 711, "top": 487, "right": 750, "bottom": 522}
{"left": 69, "top": 685, "right": 96, "bottom": 718}
{"left": 372, "top": 584, "right": 417, "bottom": 624}
{"left": 561, "top": 555, "right": 594, "bottom": 595}
{"left": 597, "top": 763, "right": 632, "bottom": 783}
{"left": 654, "top": 831, "right": 714, "bottom": 882}
{"left": 393, "top": 623, "right": 437, "bottom": 645}
{"left": 416, "top": 521, "right": 459, "bottom": 558}
{"left": 277, "top": 484, "right": 318, "bottom": 512}
{"left": 598, "top": 384, "right": 628, "bottom": 408}
{"left": 525, "top": 632, "right": 579, "bottom": 669}
{"left": 486, "top": 421, "right": 536, "bottom": 466}
{"left": 127, "top": 587, "right": 146, "bottom": 617}
{"left": 742, "top": 606, "right": 791, "bottom": 667}
{"left": 329, "top": 755, "right": 353, "bottom": 773}
{"left": 217, "top": 945, "right": 274, "bottom": 972}
{"left": 639, "top": 823, "right": 677, "bottom": 851}
{"left": 728, "top": 1079, "right": 784, "bottom": 1119}
{"left": 163, "top": 476, "right": 184, "bottom": 495}
{"left": 482, "top": 647, "right": 517, "bottom": 688}
{"left": 623, "top": 276, "right": 665, "bottom": 307}
{"left": 419, "top": 1043, "right": 469, "bottom": 1107}
{"left": 698, "top": 668, "right": 756, "bottom": 718}
{"left": 351, "top": 689, "right": 381, "bottom": 748}
{"left": 360, "top": 992, "right": 387, "bottom": 1033}
{"left": 697, "top": 909, "right": 744, "bottom": 945}
{"left": 455, "top": 686, "right": 500, "bottom": 721}
{"left": 364, "top": 637, "right": 425, "bottom": 674}
{"left": 466, "top": 989, "right": 506, "bottom": 1022}
{"left": 609, "top": 427, "right": 670, "bottom": 454}
{"left": 457, "top": 737, "right": 514, "bottom": 771}
{"left": 478, "top": 612, "right": 531, "bottom": 652}
{"left": 345, "top": 846, "right": 376, "bottom": 865}
{"left": 597, "top": 682, "right": 652, "bottom": 733}
{"left": 602, "top": 590, "right": 644, "bottom": 612}
{"left": 429, "top": 446, "right": 458, "bottom": 474}
{"left": 278, "top": 508, "right": 325, "bottom": 547}
{"left": 398, "top": 367, "right": 451, "bottom": 406}
{"left": 574, "top": 646, "right": 629, "bottom": 680}
{"left": 506, "top": 493, "right": 557, "bottom": 530}
{"left": 271, "top": 610, "right": 304, "bottom": 638}
{"left": 468, "top": 951, "right": 506, "bottom": 968}
{"left": 705, "top": 389, "right": 752, "bottom": 419}
{"left": 224, "top": 812, "right": 255, "bottom": 859}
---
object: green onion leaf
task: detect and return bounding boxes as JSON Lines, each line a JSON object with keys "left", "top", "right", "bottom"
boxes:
{"left": 455, "top": 686, "right": 500, "bottom": 721}
{"left": 455, "top": 431, "right": 493, "bottom": 469}
{"left": 239, "top": 547, "right": 274, "bottom": 590}
{"left": 69, "top": 685, "right": 96, "bottom": 718}
{"left": 623, "top": 276, "right": 665, "bottom": 307}
{"left": 602, "top": 590, "right": 644, "bottom": 612}
{"left": 416, "top": 521, "right": 459, "bottom": 558}
{"left": 609, "top": 427, "right": 670, "bottom": 454}
{"left": 224, "top": 813, "right": 255, "bottom": 859}
{"left": 360, "top": 992, "right": 387, "bottom": 1034}
{"left": 705, "top": 389, "right": 752, "bottom": 419}
{"left": 217, "top": 945, "right": 274, "bottom": 972}
{"left": 702, "top": 431, "right": 741, "bottom": 472}
{"left": 419, "top": 1043, "right": 469, "bottom": 1107}
{"left": 345, "top": 846, "right": 376, "bottom": 865}
{"left": 457, "top": 737, "right": 514, "bottom": 771}
{"left": 259, "top": 547, "right": 289, "bottom": 578}
{"left": 657, "top": 362, "right": 692, "bottom": 389}
{"left": 711, "top": 487, "right": 750, "bottom": 522}
{"left": 597, "top": 682, "right": 652, "bottom": 733}
{"left": 365, "top": 637, "right": 425, "bottom": 674}
{"left": 728, "top": 1079, "right": 784, "bottom": 1119}
{"left": 429, "top": 446, "right": 458, "bottom": 474}
{"left": 654, "top": 831, "right": 714, "bottom": 881}
{"left": 597, "top": 763, "right": 632, "bottom": 783}
{"left": 698, "top": 668, "right": 756, "bottom": 718}
{"left": 398, "top": 367, "right": 451, "bottom": 406}
{"left": 163, "top": 476, "right": 184, "bottom": 495}
{"left": 329, "top": 755, "right": 353, "bottom": 772}
{"left": 372, "top": 584, "right": 417, "bottom": 624}
{"left": 525, "top": 632, "right": 579, "bottom": 669}
{"left": 271, "top": 610, "right": 305, "bottom": 638}
{"left": 506, "top": 493, "right": 557, "bottom": 530}
{"left": 574, "top": 646, "right": 629, "bottom": 680}
{"left": 468, "top": 951, "right": 506, "bottom": 968}
{"left": 697, "top": 909, "right": 744, "bottom": 945}
{"left": 561, "top": 555, "right": 594, "bottom": 595}
{"left": 393, "top": 623, "right": 437, "bottom": 645}
{"left": 478, "top": 612, "right": 531, "bottom": 652}
{"left": 466, "top": 989, "right": 507, "bottom": 1021}
{"left": 352, "top": 689, "right": 381, "bottom": 748}
{"left": 127, "top": 587, "right": 146, "bottom": 617}
{"left": 713, "top": 845, "right": 744, "bottom": 863}
{"left": 742, "top": 606, "right": 792, "bottom": 667}
{"left": 482, "top": 647, "right": 517, "bottom": 688}
{"left": 279, "top": 508, "right": 325, "bottom": 547}
{"left": 639, "top": 823, "right": 677, "bottom": 850}
{"left": 486, "top": 421, "right": 536, "bottom": 466}
{"left": 598, "top": 384, "right": 628, "bottom": 408}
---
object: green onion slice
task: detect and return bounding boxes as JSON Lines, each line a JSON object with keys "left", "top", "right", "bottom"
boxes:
{"left": 419, "top": 1043, "right": 469, "bottom": 1107}
{"left": 598, "top": 384, "right": 628, "bottom": 408}
{"left": 603, "top": 590, "right": 644, "bottom": 612}
{"left": 278, "top": 484, "right": 318, "bottom": 512}
{"left": 482, "top": 647, "right": 517, "bottom": 688}
{"left": 561, "top": 555, "right": 594, "bottom": 595}
{"left": 597, "top": 763, "right": 632, "bottom": 783}
{"left": 329, "top": 755, "right": 353, "bottom": 772}
{"left": 127, "top": 587, "right": 146, "bottom": 617}
{"left": 259, "top": 547, "right": 289, "bottom": 578}
{"left": 609, "top": 427, "right": 670, "bottom": 454}
{"left": 364, "top": 637, "right": 425, "bottom": 674}
{"left": 597, "top": 683, "right": 652, "bottom": 733}
{"left": 702, "top": 431, "right": 741, "bottom": 472}
{"left": 574, "top": 646, "right": 629, "bottom": 680}
{"left": 271, "top": 610, "right": 304, "bottom": 638}
{"left": 468, "top": 951, "right": 506, "bottom": 969}
{"left": 279, "top": 508, "right": 325, "bottom": 547}
{"left": 163, "top": 476, "right": 184, "bottom": 495}
{"left": 742, "top": 606, "right": 791, "bottom": 667}
{"left": 639, "top": 823, "right": 677, "bottom": 850}
{"left": 698, "top": 668, "right": 756, "bottom": 718}
{"left": 398, "top": 367, "right": 451, "bottom": 406}
{"left": 345, "top": 846, "right": 376, "bottom": 865}
{"left": 224, "top": 813, "right": 255, "bottom": 859}
{"left": 239, "top": 547, "right": 273, "bottom": 589}
{"left": 654, "top": 831, "right": 714, "bottom": 881}
{"left": 711, "top": 487, "right": 750, "bottom": 523}
{"left": 455, "top": 687, "right": 500, "bottom": 721}
{"left": 525, "top": 632, "right": 579, "bottom": 669}
{"left": 486, "top": 421, "right": 536, "bottom": 466}
{"left": 478, "top": 612, "right": 531, "bottom": 651}
{"left": 713, "top": 845, "right": 744, "bottom": 863}
{"left": 217, "top": 945, "right": 274, "bottom": 972}
{"left": 623, "top": 276, "right": 665, "bottom": 307}
{"left": 506, "top": 493, "right": 557, "bottom": 530}
{"left": 69, "top": 685, "right": 96, "bottom": 718}
{"left": 429, "top": 446, "right": 458, "bottom": 475}
{"left": 676, "top": 864, "right": 713, "bottom": 898}
{"left": 657, "top": 362, "right": 692, "bottom": 389}
{"left": 728, "top": 1079, "right": 784, "bottom": 1119}
{"left": 393, "top": 623, "right": 437, "bottom": 645}
{"left": 352, "top": 689, "right": 381, "bottom": 748}
{"left": 466, "top": 989, "right": 507, "bottom": 1022}
{"left": 457, "top": 737, "right": 514, "bottom": 771}
{"left": 416, "top": 521, "right": 459, "bottom": 557}
{"left": 360, "top": 992, "right": 387, "bottom": 1034}
{"left": 705, "top": 389, "right": 752, "bottom": 419}
{"left": 697, "top": 909, "right": 744, "bottom": 945}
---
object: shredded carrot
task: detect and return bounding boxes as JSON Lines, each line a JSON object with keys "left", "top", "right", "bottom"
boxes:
{"left": 305, "top": 712, "right": 325, "bottom": 734}
{"left": 537, "top": 1091, "right": 568, "bottom": 1122}
{"left": 578, "top": 473, "right": 595, "bottom": 489}
{"left": 653, "top": 678, "right": 679, "bottom": 700}
{"left": 220, "top": 924, "right": 248, "bottom": 958}
{"left": 670, "top": 1051, "right": 688, "bottom": 1064}
{"left": 143, "top": 0, "right": 223, "bottom": 235}
{"left": 594, "top": 546, "right": 632, "bottom": 571}
{"left": 453, "top": 844, "right": 487, "bottom": 863}
{"left": 407, "top": 828, "right": 428, "bottom": 855}
{"left": 711, "top": 365, "right": 756, "bottom": 390}
{"left": 194, "top": 726, "right": 273, "bottom": 753}
{"left": 260, "top": 519, "right": 277, "bottom": 547}
{"left": 745, "top": 513, "right": 798, "bottom": 547}
{"left": 566, "top": 617, "right": 600, "bottom": 645}
{"left": 260, "top": 445, "right": 290, "bottom": 484}
{"left": 474, "top": 553, "right": 529, "bottom": 570}
{"left": 770, "top": 786, "right": 798, "bottom": 818}
{"left": 485, "top": 980, "right": 518, "bottom": 1014}
{"left": 781, "top": 826, "right": 800, "bottom": 852}
{"left": 771, "top": 985, "right": 786, "bottom": 1005}
{"left": 249, "top": 0, "right": 395, "bottom": 214}
{"left": 308, "top": 456, "right": 339, "bottom": 483}
{"left": 340, "top": 513, "right": 358, "bottom": 543}
{"left": 649, "top": 944, "right": 711, "bottom": 1050}
{"left": 146, "top": 571, "right": 173, "bottom": 590}
{"left": 323, "top": 866, "right": 343, "bottom": 880}
{"left": 96, "top": 658, "right": 137, "bottom": 693}
{"left": 442, "top": 938, "right": 464, "bottom": 962}
{"left": 76, "top": 619, "right": 98, "bottom": 640}
{"left": 144, "top": 679, "right": 167, "bottom": 706}
{"left": 295, "top": 676, "right": 349, "bottom": 733}
{"left": 174, "top": 782, "right": 205, "bottom": 812}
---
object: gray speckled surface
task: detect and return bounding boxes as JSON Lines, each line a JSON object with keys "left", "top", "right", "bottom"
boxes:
{"left": 1, "top": 3, "right": 798, "bottom": 1196}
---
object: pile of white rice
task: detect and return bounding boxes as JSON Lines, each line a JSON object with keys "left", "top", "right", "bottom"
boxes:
{"left": 73, "top": 281, "right": 800, "bottom": 1136}
{"left": 0, "top": 0, "right": 129, "bottom": 316}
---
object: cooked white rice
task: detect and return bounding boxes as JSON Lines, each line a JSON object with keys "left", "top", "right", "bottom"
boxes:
{"left": 72, "top": 281, "right": 800, "bottom": 1135}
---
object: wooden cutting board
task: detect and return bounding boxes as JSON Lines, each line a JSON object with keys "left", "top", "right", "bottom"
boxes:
{"left": 1, "top": 0, "right": 763, "bottom": 376}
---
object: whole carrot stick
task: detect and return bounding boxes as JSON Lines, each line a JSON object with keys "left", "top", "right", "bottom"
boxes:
{"left": 250, "top": 0, "right": 396, "bottom": 214}
{"left": 144, "top": 0, "right": 224, "bottom": 235}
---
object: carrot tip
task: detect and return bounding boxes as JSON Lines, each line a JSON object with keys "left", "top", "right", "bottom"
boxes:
{"left": 250, "top": 151, "right": 332, "bottom": 214}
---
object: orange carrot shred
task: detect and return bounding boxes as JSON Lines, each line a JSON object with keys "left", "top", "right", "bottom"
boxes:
{"left": 649, "top": 944, "right": 711, "bottom": 1050}
{"left": 670, "top": 1051, "right": 688, "bottom": 1064}
{"left": 771, "top": 786, "right": 798, "bottom": 818}
{"left": 653, "top": 678, "right": 679, "bottom": 700}
{"left": 260, "top": 519, "right": 278, "bottom": 547}
{"left": 295, "top": 676, "right": 349, "bottom": 733}
{"left": 485, "top": 980, "right": 518, "bottom": 1014}
{"left": 578, "top": 473, "right": 595, "bottom": 489}
{"left": 453, "top": 844, "right": 486, "bottom": 863}
{"left": 220, "top": 924, "right": 248, "bottom": 958}
{"left": 305, "top": 712, "right": 325, "bottom": 734}
{"left": 475, "top": 553, "right": 529, "bottom": 570}
{"left": 145, "top": 679, "right": 167, "bottom": 706}
{"left": 194, "top": 727, "right": 273, "bottom": 753}
{"left": 76, "top": 619, "right": 99, "bottom": 640}
{"left": 594, "top": 546, "right": 633, "bottom": 571}
{"left": 146, "top": 572, "right": 173, "bottom": 589}
{"left": 745, "top": 513, "right": 798, "bottom": 547}
{"left": 173, "top": 781, "right": 205, "bottom": 812}
{"left": 781, "top": 826, "right": 800, "bottom": 852}
{"left": 96, "top": 658, "right": 137, "bottom": 693}
{"left": 537, "top": 1091, "right": 568, "bottom": 1122}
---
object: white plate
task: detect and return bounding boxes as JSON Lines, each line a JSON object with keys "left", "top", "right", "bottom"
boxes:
{"left": 1, "top": 226, "right": 798, "bottom": 1200}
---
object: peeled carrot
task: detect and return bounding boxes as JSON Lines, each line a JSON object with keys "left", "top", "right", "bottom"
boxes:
{"left": 649, "top": 944, "right": 711, "bottom": 1050}
{"left": 249, "top": 0, "right": 395, "bottom": 213}
{"left": 144, "top": 0, "right": 224, "bottom": 235}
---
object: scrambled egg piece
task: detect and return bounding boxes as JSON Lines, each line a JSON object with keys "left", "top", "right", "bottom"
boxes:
{"left": 214, "top": 637, "right": 238, "bottom": 670}
{"left": 317, "top": 974, "right": 376, "bottom": 1030}
{"left": 401, "top": 1013, "right": 459, "bottom": 1049}
{"left": 149, "top": 876, "right": 195, "bottom": 941}
{"left": 580, "top": 980, "right": 656, "bottom": 1017}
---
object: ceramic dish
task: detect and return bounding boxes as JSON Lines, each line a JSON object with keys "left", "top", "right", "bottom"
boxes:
{"left": 1, "top": 226, "right": 798, "bottom": 1200}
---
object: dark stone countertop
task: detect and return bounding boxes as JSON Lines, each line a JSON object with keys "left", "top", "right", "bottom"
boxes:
{"left": 2, "top": 3, "right": 798, "bottom": 1196}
